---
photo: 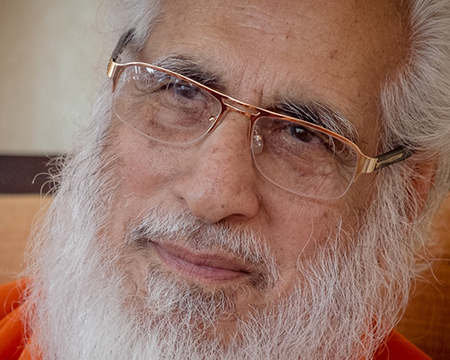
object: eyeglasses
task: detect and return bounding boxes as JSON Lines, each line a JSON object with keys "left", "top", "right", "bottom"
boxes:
{"left": 107, "top": 30, "right": 412, "bottom": 200}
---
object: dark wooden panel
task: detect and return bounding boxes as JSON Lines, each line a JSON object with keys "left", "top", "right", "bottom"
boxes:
{"left": 0, "top": 155, "right": 60, "bottom": 194}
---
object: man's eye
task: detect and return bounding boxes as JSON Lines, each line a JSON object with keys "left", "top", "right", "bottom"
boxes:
{"left": 173, "top": 81, "right": 201, "bottom": 100}
{"left": 289, "top": 125, "right": 316, "bottom": 143}
{"left": 133, "top": 73, "right": 163, "bottom": 92}
{"left": 286, "top": 123, "right": 336, "bottom": 152}
{"left": 288, "top": 124, "right": 329, "bottom": 147}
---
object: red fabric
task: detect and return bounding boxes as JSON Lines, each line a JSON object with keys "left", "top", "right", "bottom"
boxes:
{"left": 0, "top": 280, "right": 35, "bottom": 360}
{"left": 0, "top": 280, "right": 432, "bottom": 359}
{"left": 374, "top": 330, "right": 432, "bottom": 360}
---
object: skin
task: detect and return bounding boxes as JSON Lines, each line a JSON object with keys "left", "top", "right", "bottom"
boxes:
{"left": 107, "top": 0, "right": 409, "bottom": 338}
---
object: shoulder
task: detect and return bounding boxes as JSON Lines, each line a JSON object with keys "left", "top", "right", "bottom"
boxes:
{"left": 374, "top": 330, "right": 432, "bottom": 360}
{"left": 0, "top": 279, "right": 28, "bottom": 316}
{"left": 0, "top": 279, "right": 34, "bottom": 360}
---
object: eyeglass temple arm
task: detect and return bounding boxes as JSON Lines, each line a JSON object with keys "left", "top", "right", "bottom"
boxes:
{"left": 111, "top": 29, "right": 135, "bottom": 62}
{"left": 107, "top": 29, "right": 135, "bottom": 90}
{"left": 362, "top": 146, "right": 413, "bottom": 174}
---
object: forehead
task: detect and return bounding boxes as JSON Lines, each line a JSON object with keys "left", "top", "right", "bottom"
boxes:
{"left": 143, "top": 0, "right": 409, "bottom": 151}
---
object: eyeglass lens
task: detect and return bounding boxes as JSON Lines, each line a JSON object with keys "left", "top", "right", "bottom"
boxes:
{"left": 112, "top": 65, "right": 359, "bottom": 199}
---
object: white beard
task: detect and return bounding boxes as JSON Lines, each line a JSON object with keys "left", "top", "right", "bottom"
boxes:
{"left": 22, "top": 95, "right": 415, "bottom": 360}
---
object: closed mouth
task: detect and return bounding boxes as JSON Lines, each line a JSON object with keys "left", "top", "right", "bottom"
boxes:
{"left": 151, "top": 241, "right": 253, "bottom": 284}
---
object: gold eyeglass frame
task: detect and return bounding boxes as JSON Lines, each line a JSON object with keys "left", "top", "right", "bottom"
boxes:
{"left": 107, "top": 29, "right": 413, "bottom": 191}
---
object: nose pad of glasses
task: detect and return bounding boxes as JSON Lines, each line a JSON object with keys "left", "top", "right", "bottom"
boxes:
{"left": 252, "top": 126, "right": 263, "bottom": 155}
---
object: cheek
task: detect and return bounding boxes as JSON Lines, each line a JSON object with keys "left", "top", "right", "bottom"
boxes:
{"left": 104, "top": 124, "right": 192, "bottom": 234}
{"left": 114, "top": 125, "right": 184, "bottom": 198}
{"left": 261, "top": 187, "right": 366, "bottom": 293}
{"left": 262, "top": 194, "right": 343, "bottom": 269}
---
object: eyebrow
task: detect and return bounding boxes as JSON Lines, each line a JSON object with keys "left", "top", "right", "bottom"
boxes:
{"left": 275, "top": 101, "right": 358, "bottom": 143}
{"left": 150, "top": 55, "right": 358, "bottom": 142}
{"left": 152, "top": 56, "right": 225, "bottom": 90}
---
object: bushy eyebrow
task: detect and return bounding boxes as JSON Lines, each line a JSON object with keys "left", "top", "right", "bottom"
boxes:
{"left": 275, "top": 101, "right": 358, "bottom": 143}
{"left": 151, "top": 55, "right": 359, "bottom": 142}
{"left": 152, "top": 56, "right": 225, "bottom": 89}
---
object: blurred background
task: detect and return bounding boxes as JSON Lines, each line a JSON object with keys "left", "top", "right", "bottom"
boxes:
{"left": 0, "top": 0, "right": 106, "bottom": 283}
{"left": 0, "top": 0, "right": 107, "bottom": 193}
{"left": 0, "top": 0, "right": 104, "bottom": 156}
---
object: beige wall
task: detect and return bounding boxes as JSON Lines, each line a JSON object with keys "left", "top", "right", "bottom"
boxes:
{"left": 0, "top": 0, "right": 104, "bottom": 155}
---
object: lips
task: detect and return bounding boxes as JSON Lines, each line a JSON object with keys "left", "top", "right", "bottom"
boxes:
{"left": 151, "top": 241, "right": 252, "bottom": 283}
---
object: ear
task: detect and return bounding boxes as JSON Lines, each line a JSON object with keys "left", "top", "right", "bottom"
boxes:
{"left": 407, "top": 158, "right": 436, "bottom": 222}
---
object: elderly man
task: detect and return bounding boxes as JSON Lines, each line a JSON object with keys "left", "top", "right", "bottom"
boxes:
{"left": 1, "top": 0, "right": 449, "bottom": 359}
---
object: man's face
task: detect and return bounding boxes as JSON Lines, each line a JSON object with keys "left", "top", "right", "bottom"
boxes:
{"left": 108, "top": 0, "right": 407, "bottom": 341}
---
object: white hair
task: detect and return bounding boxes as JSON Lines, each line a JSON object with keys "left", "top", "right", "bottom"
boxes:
{"left": 380, "top": 0, "right": 450, "bottom": 236}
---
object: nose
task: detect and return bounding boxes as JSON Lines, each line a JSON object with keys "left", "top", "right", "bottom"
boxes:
{"left": 172, "top": 112, "right": 260, "bottom": 224}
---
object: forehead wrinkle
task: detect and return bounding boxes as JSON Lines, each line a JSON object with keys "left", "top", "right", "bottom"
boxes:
{"left": 229, "top": 6, "right": 296, "bottom": 38}
{"left": 223, "top": 1, "right": 323, "bottom": 42}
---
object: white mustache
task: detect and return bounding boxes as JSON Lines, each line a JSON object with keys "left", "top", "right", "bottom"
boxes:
{"left": 127, "top": 206, "right": 279, "bottom": 282}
